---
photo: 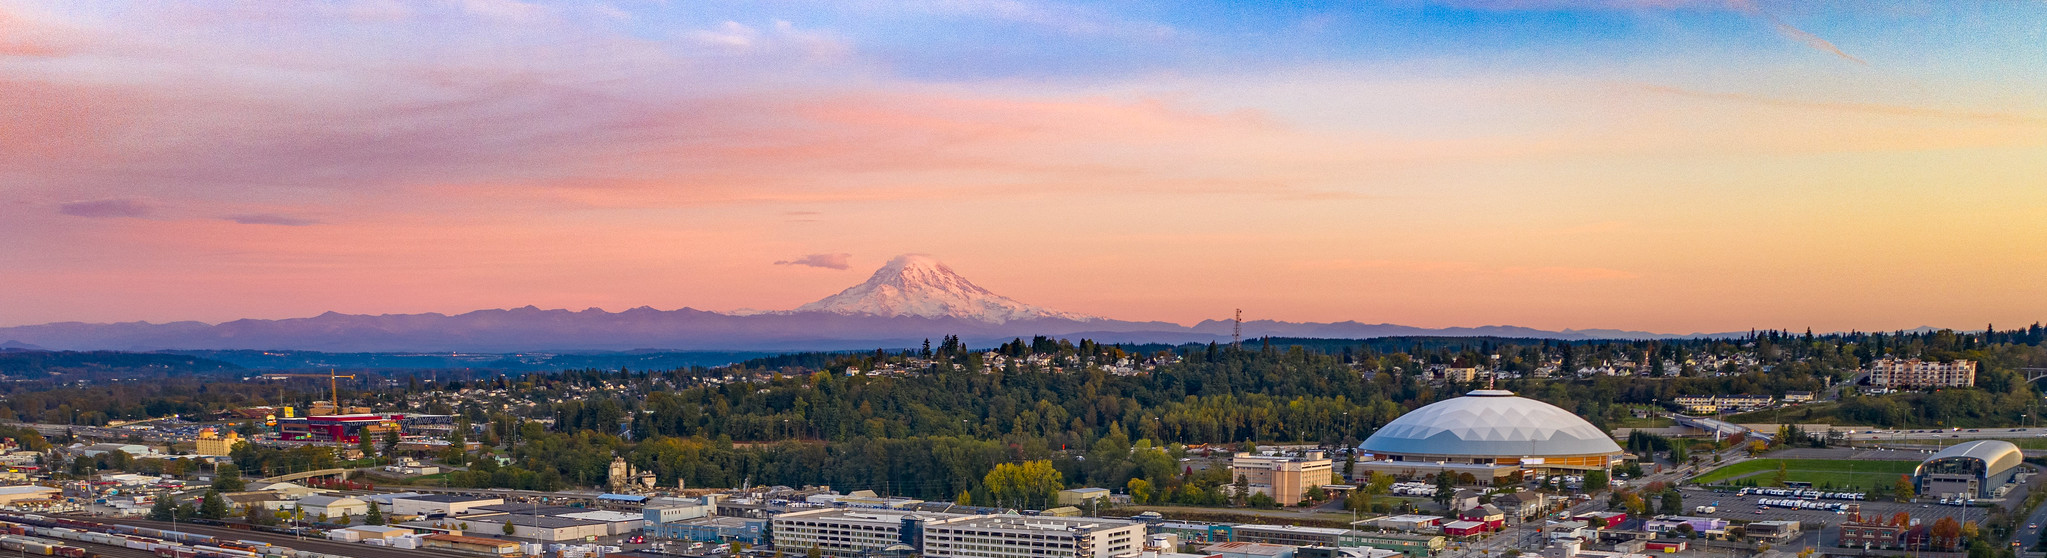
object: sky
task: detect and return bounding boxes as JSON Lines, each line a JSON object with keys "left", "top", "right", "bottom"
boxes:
{"left": 3, "top": 1, "right": 2045, "bottom": 334}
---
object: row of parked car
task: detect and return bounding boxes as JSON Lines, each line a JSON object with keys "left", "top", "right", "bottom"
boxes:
{"left": 1736, "top": 487, "right": 1866, "bottom": 501}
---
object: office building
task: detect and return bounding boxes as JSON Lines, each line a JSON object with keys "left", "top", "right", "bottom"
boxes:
{"left": 1230, "top": 452, "right": 1335, "bottom": 506}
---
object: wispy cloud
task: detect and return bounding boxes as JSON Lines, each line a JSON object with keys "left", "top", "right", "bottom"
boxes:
{"left": 1293, "top": 259, "right": 1640, "bottom": 282}
{"left": 775, "top": 253, "right": 853, "bottom": 270}
{"left": 58, "top": 199, "right": 154, "bottom": 219}
{"left": 1638, "top": 85, "right": 2047, "bottom": 126}
{"left": 1728, "top": 1, "right": 1865, "bottom": 65}
{"left": 224, "top": 213, "right": 320, "bottom": 226}
{"left": 881, "top": 0, "right": 1173, "bottom": 39}
{"left": 1443, "top": 0, "right": 1865, "bottom": 64}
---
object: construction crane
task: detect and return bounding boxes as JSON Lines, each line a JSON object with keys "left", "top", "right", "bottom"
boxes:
{"left": 256, "top": 370, "right": 357, "bottom": 412}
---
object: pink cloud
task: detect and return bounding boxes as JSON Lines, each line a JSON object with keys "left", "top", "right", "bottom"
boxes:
{"left": 776, "top": 253, "right": 854, "bottom": 270}
{"left": 58, "top": 199, "right": 154, "bottom": 219}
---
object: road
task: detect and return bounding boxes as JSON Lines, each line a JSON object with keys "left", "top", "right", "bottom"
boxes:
{"left": 1844, "top": 427, "right": 2047, "bottom": 444}
{"left": 2021, "top": 500, "right": 2047, "bottom": 554}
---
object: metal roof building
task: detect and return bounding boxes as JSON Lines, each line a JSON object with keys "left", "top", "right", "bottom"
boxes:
{"left": 1356, "top": 390, "right": 1624, "bottom": 477}
{"left": 1916, "top": 439, "right": 2023, "bottom": 499}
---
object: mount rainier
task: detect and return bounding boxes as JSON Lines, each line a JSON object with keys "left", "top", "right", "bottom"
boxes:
{"left": 0, "top": 255, "right": 1715, "bottom": 351}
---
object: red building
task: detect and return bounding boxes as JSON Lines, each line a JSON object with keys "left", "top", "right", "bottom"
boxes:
{"left": 1442, "top": 521, "right": 1488, "bottom": 537}
{"left": 1573, "top": 511, "right": 1626, "bottom": 528}
{"left": 1644, "top": 540, "right": 1687, "bottom": 552}
{"left": 1459, "top": 505, "right": 1505, "bottom": 531}
{"left": 278, "top": 414, "right": 402, "bottom": 443}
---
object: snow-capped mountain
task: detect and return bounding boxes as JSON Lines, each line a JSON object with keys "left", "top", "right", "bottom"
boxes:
{"left": 793, "top": 254, "right": 1096, "bottom": 323}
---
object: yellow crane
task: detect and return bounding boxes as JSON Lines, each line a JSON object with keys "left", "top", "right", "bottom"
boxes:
{"left": 257, "top": 370, "right": 357, "bottom": 412}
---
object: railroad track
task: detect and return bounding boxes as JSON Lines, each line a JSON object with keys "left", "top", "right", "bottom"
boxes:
{"left": 57, "top": 516, "right": 479, "bottom": 558}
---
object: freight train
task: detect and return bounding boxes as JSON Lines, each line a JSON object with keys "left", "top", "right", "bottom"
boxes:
{"left": 0, "top": 513, "right": 353, "bottom": 558}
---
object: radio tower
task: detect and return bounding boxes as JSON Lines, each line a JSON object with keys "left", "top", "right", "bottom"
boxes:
{"left": 1232, "top": 309, "right": 1242, "bottom": 349}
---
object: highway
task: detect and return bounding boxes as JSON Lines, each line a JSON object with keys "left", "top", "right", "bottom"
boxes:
{"left": 1843, "top": 427, "right": 2047, "bottom": 443}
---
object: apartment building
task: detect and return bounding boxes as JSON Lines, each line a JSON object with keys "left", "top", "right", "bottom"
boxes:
{"left": 1868, "top": 358, "right": 1976, "bottom": 388}
{"left": 1230, "top": 452, "right": 1335, "bottom": 505}
{"left": 1669, "top": 395, "right": 1773, "bottom": 414}
{"left": 923, "top": 515, "right": 1144, "bottom": 558}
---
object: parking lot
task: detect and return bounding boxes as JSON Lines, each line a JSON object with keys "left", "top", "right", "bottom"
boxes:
{"left": 1678, "top": 487, "right": 1996, "bottom": 546}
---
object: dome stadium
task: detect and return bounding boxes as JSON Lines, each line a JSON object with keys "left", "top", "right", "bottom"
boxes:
{"left": 1355, "top": 389, "right": 1625, "bottom": 479}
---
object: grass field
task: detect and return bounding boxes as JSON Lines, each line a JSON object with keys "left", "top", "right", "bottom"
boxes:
{"left": 1983, "top": 438, "right": 2047, "bottom": 450}
{"left": 1612, "top": 416, "right": 1677, "bottom": 429}
{"left": 1691, "top": 458, "right": 1920, "bottom": 490}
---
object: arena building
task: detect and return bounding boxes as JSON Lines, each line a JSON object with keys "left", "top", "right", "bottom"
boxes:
{"left": 1355, "top": 390, "right": 1625, "bottom": 480}
{"left": 1916, "top": 440, "right": 2023, "bottom": 499}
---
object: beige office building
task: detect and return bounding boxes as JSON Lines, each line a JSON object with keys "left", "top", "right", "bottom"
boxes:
{"left": 1230, "top": 452, "right": 1334, "bottom": 506}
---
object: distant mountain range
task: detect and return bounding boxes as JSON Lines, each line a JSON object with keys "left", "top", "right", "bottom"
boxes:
{"left": 0, "top": 255, "right": 1744, "bottom": 352}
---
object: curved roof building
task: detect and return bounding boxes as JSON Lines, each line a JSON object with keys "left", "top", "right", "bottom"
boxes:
{"left": 1358, "top": 390, "right": 1625, "bottom": 476}
{"left": 1916, "top": 439, "right": 2023, "bottom": 499}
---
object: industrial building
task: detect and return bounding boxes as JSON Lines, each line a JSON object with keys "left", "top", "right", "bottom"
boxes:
{"left": 1916, "top": 440, "right": 2023, "bottom": 499}
{"left": 645, "top": 515, "right": 766, "bottom": 544}
{"left": 770, "top": 509, "right": 957, "bottom": 557}
{"left": 1156, "top": 521, "right": 1235, "bottom": 543}
{"left": 1347, "top": 532, "right": 1444, "bottom": 557}
{"left": 293, "top": 495, "right": 368, "bottom": 521}
{"left": 1231, "top": 524, "right": 1352, "bottom": 547}
{"left": 1355, "top": 390, "right": 1625, "bottom": 479}
{"left": 0, "top": 485, "right": 61, "bottom": 506}
{"left": 390, "top": 494, "right": 504, "bottom": 517}
{"left": 422, "top": 533, "right": 520, "bottom": 555}
{"left": 1204, "top": 542, "right": 1296, "bottom": 558}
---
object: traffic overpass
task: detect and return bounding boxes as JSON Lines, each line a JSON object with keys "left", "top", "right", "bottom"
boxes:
{"left": 256, "top": 468, "right": 352, "bottom": 483}
{"left": 1669, "top": 413, "right": 1774, "bottom": 442}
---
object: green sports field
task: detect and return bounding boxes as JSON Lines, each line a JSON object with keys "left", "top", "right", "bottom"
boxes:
{"left": 1690, "top": 458, "right": 1921, "bottom": 490}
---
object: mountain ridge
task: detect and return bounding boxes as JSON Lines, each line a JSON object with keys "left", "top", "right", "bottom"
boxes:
{"left": 0, "top": 255, "right": 1752, "bottom": 351}
{"left": 0, "top": 308, "right": 1744, "bottom": 352}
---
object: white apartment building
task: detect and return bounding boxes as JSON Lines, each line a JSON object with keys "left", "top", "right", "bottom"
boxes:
{"left": 1868, "top": 358, "right": 1976, "bottom": 388}
{"left": 924, "top": 515, "right": 1144, "bottom": 558}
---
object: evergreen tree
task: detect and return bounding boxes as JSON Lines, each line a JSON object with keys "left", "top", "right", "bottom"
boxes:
{"left": 198, "top": 489, "right": 229, "bottom": 519}
{"left": 365, "top": 502, "right": 385, "bottom": 525}
{"left": 213, "top": 464, "right": 245, "bottom": 492}
{"left": 148, "top": 497, "right": 176, "bottom": 521}
{"left": 1432, "top": 473, "right": 1457, "bottom": 509}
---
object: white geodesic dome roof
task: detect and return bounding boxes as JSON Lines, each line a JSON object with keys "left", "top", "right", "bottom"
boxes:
{"left": 1359, "top": 390, "right": 1624, "bottom": 458}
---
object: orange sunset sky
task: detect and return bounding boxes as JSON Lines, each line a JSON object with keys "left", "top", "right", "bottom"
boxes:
{"left": 3, "top": 1, "right": 2044, "bottom": 334}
